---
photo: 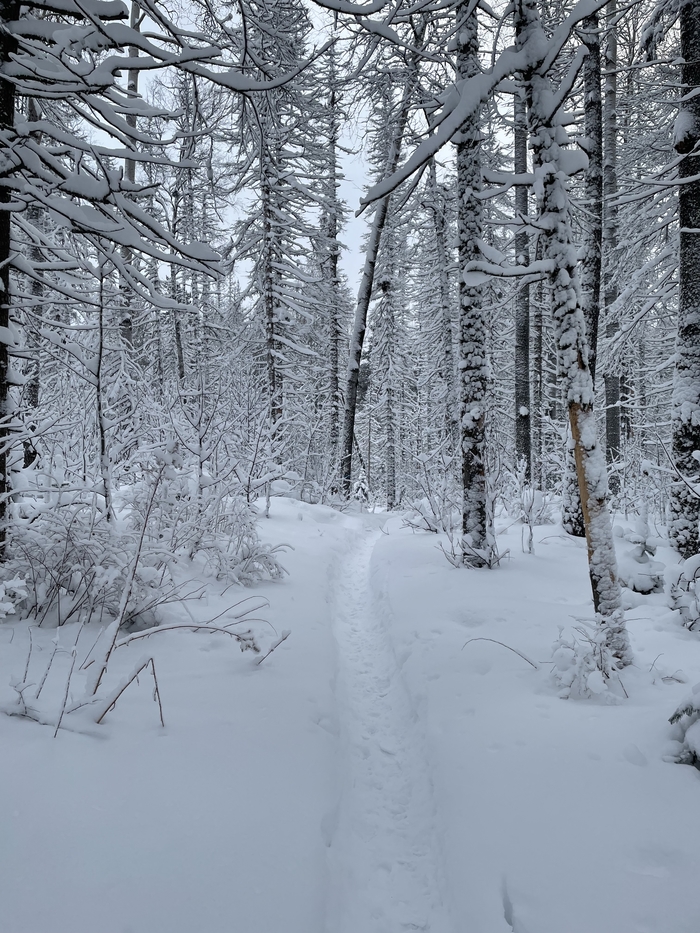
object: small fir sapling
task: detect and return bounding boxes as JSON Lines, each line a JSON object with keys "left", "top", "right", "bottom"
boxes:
{"left": 352, "top": 470, "right": 372, "bottom": 509}
{"left": 669, "top": 554, "right": 700, "bottom": 630}
{"left": 551, "top": 623, "right": 623, "bottom": 701}
{"left": 614, "top": 505, "right": 665, "bottom": 595}
{"left": 668, "top": 682, "right": 700, "bottom": 767}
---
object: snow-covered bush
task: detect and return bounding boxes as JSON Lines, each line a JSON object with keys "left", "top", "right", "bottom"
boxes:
{"left": 668, "top": 684, "right": 700, "bottom": 767}
{"left": 352, "top": 471, "right": 372, "bottom": 508}
{"left": 499, "top": 459, "right": 556, "bottom": 554}
{"left": 669, "top": 554, "right": 700, "bottom": 630}
{"left": 3, "top": 447, "right": 286, "bottom": 631}
{"left": 614, "top": 508, "right": 665, "bottom": 595}
{"left": 404, "top": 450, "right": 460, "bottom": 534}
{"left": 550, "top": 622, "right": 623, "bottom": 701}
{"left": 123, "top": 453, "right": 288, "bottom": 587}
{"left": 4, "top": 591, "right": 269, "bottom": 735}
{"left": 7, "top": 500, "right": 154, "bottom": 629}
{"left": 0, "top": 576, "right": 28, "bottom": 619}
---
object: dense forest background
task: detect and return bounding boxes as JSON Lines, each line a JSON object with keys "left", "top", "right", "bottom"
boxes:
{"left": 0, "top": 0, "right": 699, "bottom": 686}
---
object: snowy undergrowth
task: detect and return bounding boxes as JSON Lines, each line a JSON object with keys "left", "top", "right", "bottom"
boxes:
{"left": 0, "top": 457, "right": 290, "bottom": 733}
{"left": 4, "top": 453, "right": 287, "bottom": 635}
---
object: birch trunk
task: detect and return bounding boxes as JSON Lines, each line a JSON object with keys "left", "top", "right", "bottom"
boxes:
{"left": 563, "top": 12, "right": 603, "bottom": 536}
{"left": 117, "top": 0, "right": 141, "bottom": 351}
{"left": 517, "top": 0, "right": 630, "bottom": 664}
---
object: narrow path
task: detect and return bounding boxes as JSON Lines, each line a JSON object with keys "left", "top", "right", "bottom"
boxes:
{"left": 325, "top": 525, "right": 453, "bottom": 933}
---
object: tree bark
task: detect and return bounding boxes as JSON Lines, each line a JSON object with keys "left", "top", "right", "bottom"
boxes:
{"left": 322, "top": 64, "right": 343, "bottom": 462}
{"left": 669, "top": 0, "right": 700, "bottom": 558}
{"left": 603, "top": 0, "right": 621, "bottom": 488}
{"left": 427, "top": 159, "right": 459, "bottom": 452}
{"left": 514, "top": 80, "right": 531, "bottom": 481}
{"left": 531, "top": 236, "right": 545, "bottom": 488}
{"left": 563, "top": 12, "right": 603, "bottom": 536}
{"left": 581, "top": 13, "right": 603, "bottom": 383}
{"left": 261, "top": 168, "right": 282, "bottom": 427}
{"left": 457, "top": 0, "right": 490, "bottom": 561}
{"left": 0, "top": 0, "right": 19, "bottom": 552}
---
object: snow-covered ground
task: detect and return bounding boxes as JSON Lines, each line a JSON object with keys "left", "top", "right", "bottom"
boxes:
{"left": 2, "top": 499, "right": 700, "bottom": 933}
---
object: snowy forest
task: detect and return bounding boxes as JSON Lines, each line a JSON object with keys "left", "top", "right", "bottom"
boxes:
{"left": 2, "top": 0, "right": 700, "bottom": 931}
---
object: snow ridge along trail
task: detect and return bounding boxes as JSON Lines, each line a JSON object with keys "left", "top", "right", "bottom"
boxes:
{"left": 325, "top": 524, "right": 453, "bottom": 933}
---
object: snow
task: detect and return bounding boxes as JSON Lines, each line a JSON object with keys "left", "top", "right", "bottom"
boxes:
{"left": 2, "top": 499, "right": 700, "bottom": 933}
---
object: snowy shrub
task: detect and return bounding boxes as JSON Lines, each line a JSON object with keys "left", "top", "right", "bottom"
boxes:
{"left": 668, "top": 684, "right": 700, "bottom": 767}
{"left": 404, "top": 496, "right": 450, "bottom": 534}
{"left": 669, "top": 554, "right": 700, "bottom": 630}
{"left": 352, "top": 470, "right": 372, "bottom": 508}
{"left": 6, "top": 502, "right": 156, "bottom": 629}
{"left": 124, "top": 454, "right": 288, "bottom": 587}
{"left": 404, "top": 451, "right": 460, "bottom": 534}
{"left": 299, "top": 480, "right": 322, "bottom": 504}
{"left": 441, "top": 521, "right": 506, "bottom": 570}
{"left": 3, "top": 449, "right": 287, "bottom": 631}
{"left": 504, "top": 459, "right": 556, "bottom": 524}
{"left": 4, "top": 593, "right": 270, "bottom": 735}
{"left": 0, "top": 576, "right": 28, "bottom": 619}
{"left": 614, "top": 508, "right": 665, "bottom": 595}
{"left": 550, "top": 622, "right": 624, "bottom": 701}
{"left": 499, "top": 459, "right": 556, "bottom": 554}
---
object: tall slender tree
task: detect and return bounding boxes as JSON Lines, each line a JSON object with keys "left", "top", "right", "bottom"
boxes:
{"left": 669, "top": 0, "right": 700, "bottom": 558}
{"left": 456, "top": 0, "right": 490, "bottom": 562}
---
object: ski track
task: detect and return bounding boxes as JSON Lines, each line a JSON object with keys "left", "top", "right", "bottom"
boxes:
{"left": 325, "top": 525, "right": 453, "bottom": 933}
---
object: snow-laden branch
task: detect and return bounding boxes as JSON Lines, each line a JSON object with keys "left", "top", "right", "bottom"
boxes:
{"left": 359, "top": 0, "right": 611, "bottom": 210}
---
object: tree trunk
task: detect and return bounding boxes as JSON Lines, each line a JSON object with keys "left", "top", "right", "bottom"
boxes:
{"left": 340, "top": 25, "right": 424, "bottom": 494}
{"left": 457, "top": 0, "right": 490, "bottom": 561}
{"left": 427, "top": 159, "right": 459, "bottom": 453}
{"left": 603, "top": 0, "right": 621, "bottom": 489}
{"left": 563, "top": 12, "right": 603, "bottom": 536}
{"left": 669, "top": 0, "right": 700, "bottom": 558}
{"left": 514, "top": 80, "right": 531, "bottom": 480}
{"left": 517, "top": 0, "right": 630, "bottom": 665}
{"left": 117, "top": 0, "right": 141, "bottom": 351}
{"left": 323, "top": 70, "right": 343, "bottom": 463}
{"left": 261, "top": 169, "right": 282, "bottom": 427}
{"left": 581, "top": 13, "right": 603, "bottom": 383}
{"left": 532, "top": 236, "right": 545, "bottom": 488}
{"left": 0, "top": 0, "right": 19, "bottom": 552}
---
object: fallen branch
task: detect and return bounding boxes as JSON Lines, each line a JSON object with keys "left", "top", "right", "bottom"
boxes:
{"left": 94, "top": 656, "right": 164, "bottom": 726}
{"left": 462, "top": 637, "right": 540, "bottom": 670}
{"left": 256, "top": 630, "right": 291, "bottom": 666}
{"left": 117, "top": 622, "right": 259, "bottom": 652}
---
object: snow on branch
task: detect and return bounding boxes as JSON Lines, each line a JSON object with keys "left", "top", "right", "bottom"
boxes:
{"left": 359, "top": 0, "right": 611, "bottom": 209}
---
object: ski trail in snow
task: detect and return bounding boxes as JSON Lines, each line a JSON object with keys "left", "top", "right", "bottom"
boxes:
{"left": 326, "top": 526, "right": 453, "bottom": 933}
